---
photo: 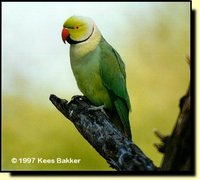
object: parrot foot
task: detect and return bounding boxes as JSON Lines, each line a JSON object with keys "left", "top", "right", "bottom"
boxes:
{"left": 88, "top": 105, "right": 107, "bottom": 115}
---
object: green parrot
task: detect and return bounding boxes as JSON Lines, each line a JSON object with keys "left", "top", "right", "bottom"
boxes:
{"left": 61, "top": 15, "right": 132, "bottom": 139}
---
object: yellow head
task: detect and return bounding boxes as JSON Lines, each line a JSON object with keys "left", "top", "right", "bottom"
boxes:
{"left": 62, "top": 15, "right": 94, "bottom": 44}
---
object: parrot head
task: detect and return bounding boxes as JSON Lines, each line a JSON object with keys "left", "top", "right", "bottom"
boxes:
{"left": 62, "top": 16, "right": 94, "bottom": 44}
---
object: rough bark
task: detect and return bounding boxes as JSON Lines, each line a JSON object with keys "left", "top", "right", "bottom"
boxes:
{"left": 49, "top": 95, "right": 156, "bottom": 171}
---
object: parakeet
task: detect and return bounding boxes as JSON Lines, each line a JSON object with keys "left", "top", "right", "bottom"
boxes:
{"left": 61, "top": 15, "right": 132, "bottom": 139}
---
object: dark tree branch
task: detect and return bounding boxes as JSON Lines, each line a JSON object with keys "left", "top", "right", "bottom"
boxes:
{"left": 49, "top": 77, "right": 191, "bottom": 171}
{"left": 49, "top": 95, "right": 156, "bottom": 171}
{"left": 159, "top": 85, "right": 191, "bottom": 171}
{"left": 49, "top": 59, "right": 191, "bottom": 172}
{"left": 155, "top": 59, "right": 192, "bottom": 171}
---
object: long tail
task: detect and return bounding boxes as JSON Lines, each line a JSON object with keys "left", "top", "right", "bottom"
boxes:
{"left": 106, "top": 99, "right": 132, "bottom": 140}
{"left": 114, "top": 98, "right": 132, "bottom": 139}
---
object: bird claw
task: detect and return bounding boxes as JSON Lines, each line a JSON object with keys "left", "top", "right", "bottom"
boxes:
{"left": 88, "top": 105, "right": 107, "bottom": 115}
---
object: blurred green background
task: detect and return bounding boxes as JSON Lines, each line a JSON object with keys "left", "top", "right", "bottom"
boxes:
{"left": 2, "top": 2, "right": 190, "bottom": 170}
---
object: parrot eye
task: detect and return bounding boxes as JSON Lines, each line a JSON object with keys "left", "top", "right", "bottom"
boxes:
{"left": 75, "top": 25, "right": 80, "bottom": 30}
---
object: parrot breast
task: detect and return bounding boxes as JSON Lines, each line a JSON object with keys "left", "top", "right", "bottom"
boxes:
{"left": 69, "top": 27, "right": 112, "bottom": 109}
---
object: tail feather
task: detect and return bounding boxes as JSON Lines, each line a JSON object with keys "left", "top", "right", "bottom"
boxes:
{"left": 114, "top": 98, "right": 132, "bottom": 139}
{"left": 106, "top": 98, "right": 132, "bottom": 140}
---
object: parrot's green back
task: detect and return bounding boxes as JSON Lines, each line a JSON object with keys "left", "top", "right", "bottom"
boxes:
{"left": 99, "top": 37, "right": 132, "bottom": 139}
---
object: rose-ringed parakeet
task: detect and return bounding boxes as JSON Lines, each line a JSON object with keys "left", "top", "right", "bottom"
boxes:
{"left": 61, "top": 15, "right": 132, "bottom": 139}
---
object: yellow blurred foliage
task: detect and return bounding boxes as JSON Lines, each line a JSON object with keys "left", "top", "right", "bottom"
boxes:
{"left": 2, "top": 96, "right": 111, "bottom": 170}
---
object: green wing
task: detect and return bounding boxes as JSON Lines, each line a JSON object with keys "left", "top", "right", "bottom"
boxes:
{"left": 99, "top": 37, "right": 132, "bottom": 139}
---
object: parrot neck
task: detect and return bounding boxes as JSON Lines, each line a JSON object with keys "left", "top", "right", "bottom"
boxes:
{"left": 70, "top": 25, "right": 102, "bottom": 60}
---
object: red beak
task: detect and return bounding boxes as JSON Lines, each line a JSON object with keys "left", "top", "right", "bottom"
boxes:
{"left": 62, "top": 28, "right": 69, "bottom": 44}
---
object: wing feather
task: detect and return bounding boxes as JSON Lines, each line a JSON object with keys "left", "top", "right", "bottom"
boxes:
{"left": 99, "top": 37, "right": 132, "bottom": 139}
